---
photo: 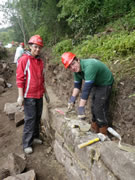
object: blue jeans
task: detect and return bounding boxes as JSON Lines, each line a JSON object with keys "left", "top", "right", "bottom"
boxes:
{"left": 91, "top": 85, "right": 112, "bottom": 127}
{"left": 23, "top": 98, "right": 43, "bottom": 149}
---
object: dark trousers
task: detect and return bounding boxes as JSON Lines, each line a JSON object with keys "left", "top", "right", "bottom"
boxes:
{"left": 91, "top": 85, "right": 112, "bottom": 127}
{"left": 23, "top": 98, "right": 43, "bottom": 149}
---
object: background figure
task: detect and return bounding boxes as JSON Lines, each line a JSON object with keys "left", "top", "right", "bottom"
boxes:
{"left": 14, "top": 42, "right": 24, "bottom": 64}
{"left": 16, "top": 35, "right": 45, "bottom": 154}
{"left": 61, "top": 52, "right": 114, "bottom": 135}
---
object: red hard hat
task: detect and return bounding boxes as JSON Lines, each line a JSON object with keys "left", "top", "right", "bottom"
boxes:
{"left": 20, "top": 42, "right": 24, "bottom": 46}
{"left": 61, "top": 52, "right": 76, "bottom": 69}
{"left": 28, "top": 35, "right": 43, "bottom": 47}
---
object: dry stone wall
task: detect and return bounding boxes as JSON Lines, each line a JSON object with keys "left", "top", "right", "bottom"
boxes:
{"left": 50, "top": 107, "right": 135, "bottom": 180}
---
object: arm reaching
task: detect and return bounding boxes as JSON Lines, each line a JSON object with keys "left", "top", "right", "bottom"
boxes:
{"left": 68, "top": 88, "right": 80, "bottom": 111}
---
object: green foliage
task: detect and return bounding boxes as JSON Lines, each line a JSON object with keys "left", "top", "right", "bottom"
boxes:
{"left": 101, "top": 0, "right": 135, "bottom": 21}
{"left": 1, "top": 0, "right": 135, "bottom": 49}
{"left": 35, "top": 26, "right": 52, "bottom": 46}
{"left": 11, "top": 0, "right": 45, "bottom": 42}
{"left": 121, "top": 8, "right": 135, "bottom": 31}
{"left": 101, "top": 8, "right": 135, "bottom": 33}
{"left": 0, "top": 47, "right": 8, "bottom": 60}
{"left": 38, "top": 0, "right": 68, "bottom": 45}
{"left": 72, "top": 31, "right": 135, "bottom": 61}
{"left": 57, "top": 0, "right": 135, "bottom": 40}
{"left": 52, "top": 29, "right": 135, "bottom": 66}
{"left": 0, "top": 28, "right": 14, "bottom": 45}
{"left": 52, "top": 39, "right": 73, "bottom": 54}
{"left": 129, "top": 93, "right": 135, "bottom": 98}
{"left": 52, "top": 39, "right": 73, "bottom": 63}
{"left": 58, "top": 0, "right": 103, "bottom": 37}
{"left": 0, "top": 0, "right": 68, "bottom": 45}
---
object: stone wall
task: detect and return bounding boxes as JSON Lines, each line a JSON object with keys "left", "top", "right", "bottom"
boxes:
{"left": 49, "top": 107, "right": 135, "bottom": 180}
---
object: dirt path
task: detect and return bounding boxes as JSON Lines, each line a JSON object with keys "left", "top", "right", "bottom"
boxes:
{"left": 0, "top": 63, "right": 68, "bottom": 180}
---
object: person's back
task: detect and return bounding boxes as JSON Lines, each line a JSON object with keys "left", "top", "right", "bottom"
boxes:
{"left": 75, "top": 59, "right": 114, "bottom": 86}
{"left": 14, "top": 43, "right": 24, "bottom": 64}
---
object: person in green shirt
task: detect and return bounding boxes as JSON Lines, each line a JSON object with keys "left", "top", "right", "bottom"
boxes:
{"left": 61, "top": 52, "right": 114, "bottom": 135}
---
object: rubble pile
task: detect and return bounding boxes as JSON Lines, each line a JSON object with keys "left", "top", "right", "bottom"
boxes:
{"left": 0, "top": 153, "right": 36, "bottom": 180}
{"left": 0, "top": 46, "right": 8, "bottom": 60}
{"left": 0, "top": 62, "right": 13, "bottom": 94}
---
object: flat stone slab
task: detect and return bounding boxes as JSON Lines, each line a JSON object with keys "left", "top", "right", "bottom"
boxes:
{"left": 4, "top": 102, "right": 24, "bottom": 120}
{"left": 3, "top": 170, "right": 36, "bottom": 180}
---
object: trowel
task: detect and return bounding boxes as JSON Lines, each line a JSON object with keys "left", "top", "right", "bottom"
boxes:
{"left": 107, "top": 127, "right": 135, "bottom": 153}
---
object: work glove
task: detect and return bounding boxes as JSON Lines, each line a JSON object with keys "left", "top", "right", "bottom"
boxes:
{"left": 17, "top": 96, "right": 24, "bottom": 106}
{"left": 78, "top": 106, "right": 86, "bottom": 120}
{"left": 68, "top": 96, "right": 76, "bottom": 112}
{"left": 44, "top": 91, "right": 50, "bottom": 103}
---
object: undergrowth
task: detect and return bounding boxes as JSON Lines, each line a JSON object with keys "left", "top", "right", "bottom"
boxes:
{"left": 51, "top": 8, "right": 135, "bottom": 86}
{"left": 52, "top": 30, "right": 135, "bottom": 79}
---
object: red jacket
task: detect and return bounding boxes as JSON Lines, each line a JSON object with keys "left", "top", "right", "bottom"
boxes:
{"left": 16, "top": 53, "right": 45, "bottom": 98}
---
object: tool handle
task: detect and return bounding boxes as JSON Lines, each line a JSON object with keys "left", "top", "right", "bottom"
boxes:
{"left": 78, "top": 138, "right": 100, "bottom": 149}
{"left": 107, "top": 127, "right": 121, "bottom": 140}
{"left": 55, "top": 109, "right": 65, "bottom": 115}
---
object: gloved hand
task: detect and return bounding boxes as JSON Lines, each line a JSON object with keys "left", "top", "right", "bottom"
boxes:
{"left": 17, "top": 96, "right": 24, "bottom": 106}
{"left": 68, "top": 96, "right": 76, "bottom": 112}
{"left": 78, "top": 106, "right": 86, "bottom": 120}
{"left": 44, "top": 91, "right": 50, "bottom": 103}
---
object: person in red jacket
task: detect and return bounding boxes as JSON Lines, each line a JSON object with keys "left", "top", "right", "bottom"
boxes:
{"left": 16, "top": 35, "right": 45, "bottom": 154}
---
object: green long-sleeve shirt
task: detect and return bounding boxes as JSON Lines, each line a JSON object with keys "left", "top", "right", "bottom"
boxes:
{"left": 74, "top": 59, "right": 114, "bottom": 85}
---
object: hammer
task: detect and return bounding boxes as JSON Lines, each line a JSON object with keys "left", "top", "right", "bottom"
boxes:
{"left": 78, "top": 133, "right": 107, "bottom": 149}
